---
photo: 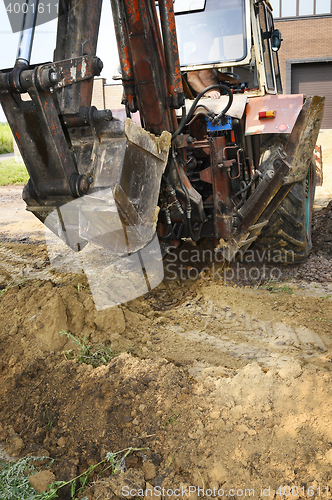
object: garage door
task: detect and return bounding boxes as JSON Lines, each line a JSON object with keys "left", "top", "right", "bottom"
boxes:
{"left": 291, "top": 62, "right": 332, "bottom": 129}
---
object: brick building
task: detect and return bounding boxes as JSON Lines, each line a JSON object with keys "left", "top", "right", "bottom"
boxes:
{"left": 92, "top": 79, "right": 142, "bottom": 123}
{"left": 91, "top": 79, "right": 124, "bottom": 116}
{"left": 271, "top": 0, "right": 332, "bottom": 128}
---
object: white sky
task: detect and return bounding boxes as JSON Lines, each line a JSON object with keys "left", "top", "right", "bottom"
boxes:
{"left": 0, "top": 1, "right": 119, "bottom": 122}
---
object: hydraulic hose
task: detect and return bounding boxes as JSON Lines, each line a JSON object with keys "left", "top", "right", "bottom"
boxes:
{"left": 173, "top": 157, "right": 204, "bottom": 242}
{"left": 232, "top": 170, "right": 261, "bottom": 201}
{"left": 172, "top": 106, "right": 187, "bottom": 140}
{"left": 172, "top": 84, "right": 233, "bottom": 140}
{"left": 159, "top": 175, "right": 186, "bottom": 241}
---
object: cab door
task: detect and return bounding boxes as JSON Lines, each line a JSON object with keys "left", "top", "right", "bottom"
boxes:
{"left": 256, "top": 1, "right": 282, "bottom": 94}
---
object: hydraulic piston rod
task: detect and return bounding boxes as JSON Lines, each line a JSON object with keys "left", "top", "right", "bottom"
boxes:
{"left": 16, "top": 0, "right": 40, "bottom": 66}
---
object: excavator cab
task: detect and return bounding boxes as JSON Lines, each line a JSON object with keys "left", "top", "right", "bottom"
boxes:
{"left": 175, "top": 0, "right": 248, "bottom": 67}
{"left": 175, "top": 0, "right": 282, "bottom": 96}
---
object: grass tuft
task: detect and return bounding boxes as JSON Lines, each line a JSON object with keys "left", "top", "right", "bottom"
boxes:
{"left": 0, "top": 455, "right": 53, "bottom": 500}
{"left": 0, "top": 277, "right": 43, "bottom": 298}
{"left": 260, "top": 283, "right": 293, "bottom": 295}
{"left": 0, "top": 123, "right": 13, "bottom": 155}
{"left": 60, "top": 331, "right": 117, "bottom": 368}
{"left": 0, "top": 448, "right": 145, "bottom": 499}
{"left": 0, "top": 159, "right": 29, "bottom": 186}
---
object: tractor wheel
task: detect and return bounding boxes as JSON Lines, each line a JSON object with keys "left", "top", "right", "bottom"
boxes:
{"left": 254, "top": 135, "right": 316, "bottom": 264}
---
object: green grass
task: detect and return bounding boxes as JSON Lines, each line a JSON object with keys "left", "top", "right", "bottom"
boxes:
{"left": 0, "top": 448, "right": 144, "bottom": 499}
{"left": 0, "top": 455, "right": 54, "bottom": 500}
{"left": 259, "top": 283, "right": 293, "bottom": 295}
{"left": 0, "top": 158, "right": 29, "bottom": 186}
{"left": 0, "top": 123, "right": 13, "bottom": 155}
{"left": 61, "top": 331, "right": 117, "bottom": 368}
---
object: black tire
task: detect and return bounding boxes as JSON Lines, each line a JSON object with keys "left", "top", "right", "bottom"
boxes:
{"left": 253, "top": 135, "right": 316, "bottom": 264}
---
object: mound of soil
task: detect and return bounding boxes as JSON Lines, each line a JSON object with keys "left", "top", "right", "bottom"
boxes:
{"left": 0, "top": 187, "right": 332, "bottom": 499}
{"left": 312, "top": 201, "right": 332, "bottom": 257}
{"left": 0, "top": 260, "right": 332, "bottom": 498}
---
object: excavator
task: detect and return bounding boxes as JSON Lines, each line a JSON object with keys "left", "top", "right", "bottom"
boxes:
{"left": 0, "top": 0, "right": 325, "bottom": 269}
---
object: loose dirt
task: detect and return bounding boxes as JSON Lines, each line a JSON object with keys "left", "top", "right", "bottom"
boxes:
{"left": 0, "top": 181, "right": 332, "bottom": 499}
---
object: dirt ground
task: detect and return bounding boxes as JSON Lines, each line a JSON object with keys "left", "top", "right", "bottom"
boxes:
{"left": 0, "top": 144, "right": 332, "bottom": 498}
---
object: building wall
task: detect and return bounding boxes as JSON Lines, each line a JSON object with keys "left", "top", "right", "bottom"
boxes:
{"left": 92, "top": 79, "right": 125, "bottom": 111}
{"left": 91, "top": 78, "right": 106, "bottom": 109}
{"left": 104, "top": 83, "right": 124, "bottom": 110}
{"left": 274, "top": 16, "right": 332, "bottom": 92}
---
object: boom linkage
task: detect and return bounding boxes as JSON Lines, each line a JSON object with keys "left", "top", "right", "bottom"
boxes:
{"left": 0, "top": 0, "right": 184, "bottom": 223}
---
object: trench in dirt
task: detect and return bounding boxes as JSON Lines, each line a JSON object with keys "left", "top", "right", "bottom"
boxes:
{"left": 0, "top": 184, "right": 332, "bottom": 499}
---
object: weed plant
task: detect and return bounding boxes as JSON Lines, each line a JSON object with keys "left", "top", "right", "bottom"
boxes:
{"left": 0, "top": 455, "right": 53, "bottom": 500}
{"left": 60, "top": 331, "right": 116, "bottom": 368}
{"left": 0, "top": 448, "right": 144, "bottom": 499}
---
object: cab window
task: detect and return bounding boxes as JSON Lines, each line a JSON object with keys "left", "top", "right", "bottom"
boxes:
{"left": 175, "top": 0, "right": 247, "bottom": 66}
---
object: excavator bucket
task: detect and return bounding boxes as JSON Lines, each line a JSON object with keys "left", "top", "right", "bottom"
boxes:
{"left": 39, "top": 117, "right": 172, "bottom": 310}
{"left": 43, "top": 119, "right": 172, "bottom": 254}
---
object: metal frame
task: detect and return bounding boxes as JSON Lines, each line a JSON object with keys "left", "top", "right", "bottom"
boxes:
{"left": 249, "top": 0, "right": 281, "bottom": 96}
{"left": 257, "top": 1, "right": 279, "bottom": 94}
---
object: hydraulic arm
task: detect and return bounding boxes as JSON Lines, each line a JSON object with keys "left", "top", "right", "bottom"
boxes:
{"left": 0, "top": 0, "right": 183, "bottom": 250}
